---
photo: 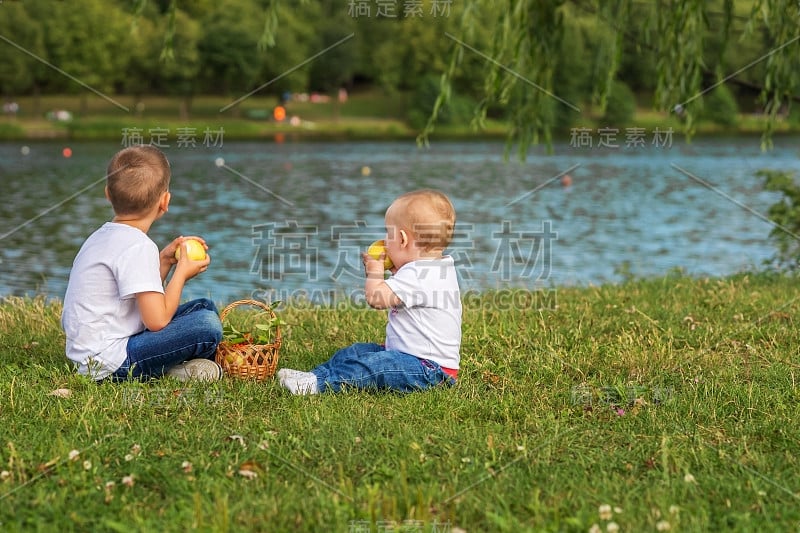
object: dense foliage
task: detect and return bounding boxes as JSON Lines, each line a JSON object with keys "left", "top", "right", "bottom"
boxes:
{"left": 761, "top": 170, "right": 800, "bottom": 269}
{"left": 0, "top": 0, "right": 797, "bottom": 150}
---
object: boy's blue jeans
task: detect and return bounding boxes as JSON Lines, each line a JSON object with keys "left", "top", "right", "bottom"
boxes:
{"left": 310, "top": 342, "right": 456, "bottom": 393}
{"left": 109, "top": 298, "right": 223, "bottom": 381}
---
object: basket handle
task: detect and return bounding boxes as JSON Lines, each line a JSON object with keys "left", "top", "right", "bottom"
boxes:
{"left": 219, "top": 299, "right": 275, "bottom": 322}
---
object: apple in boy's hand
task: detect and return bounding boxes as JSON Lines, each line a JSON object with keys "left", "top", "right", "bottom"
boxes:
{"left": 175, "top": 238, "right": 207, "bottom": 261}
{"left": 367, "top": 240, "right": 393, "bottom": 270}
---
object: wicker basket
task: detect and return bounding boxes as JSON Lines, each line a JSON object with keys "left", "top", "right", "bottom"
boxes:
{"left": 215, "top": 299, "right": 282, "bottom": 381}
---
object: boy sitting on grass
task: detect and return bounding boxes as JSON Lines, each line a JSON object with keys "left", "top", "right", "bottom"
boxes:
{"left": 61, "top": 145, "right": 223, "bottom": 382}
{"left": 278, "top": 189, "right": 461, "bottom": 394}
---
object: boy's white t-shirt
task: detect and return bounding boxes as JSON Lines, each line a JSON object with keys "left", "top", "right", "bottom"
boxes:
{"left": 383, "top": 256, "right": 462, "bottom": 370}
{"left": 61, "top": 222, "right": 164, "bottom": 380}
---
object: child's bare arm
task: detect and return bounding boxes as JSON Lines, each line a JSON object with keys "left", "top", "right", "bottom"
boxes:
{"left": 362, "top": 252, "right": 401, "bottom": 309}
{"left": 137, "top": 245, "right": 210, "bottom": 331}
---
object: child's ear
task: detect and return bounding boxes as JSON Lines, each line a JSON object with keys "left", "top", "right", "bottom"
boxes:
{"left": 159, "top": 191, "right": 171, "bottom": 213}
{"left": 104, "top": 185, "right": 111, "bottom": 202}
{"left": 399, "top": 229, "right": 409, "bottom": 247}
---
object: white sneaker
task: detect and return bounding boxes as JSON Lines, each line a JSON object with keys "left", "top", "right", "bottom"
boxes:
{"left": 166, "top": 359, "right": 223, "bottom": 382}
{"left": 277, "top": 368, "right": 310, "bottom": 380}
{"left": 279, "top": 370, "right": 319, "bottom": 395}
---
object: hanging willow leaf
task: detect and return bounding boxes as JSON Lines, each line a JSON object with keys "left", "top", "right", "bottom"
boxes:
{"left": 159, "top": 0, "right": 177, "bottom": 62}
{"left": 143, "top": 0, "right": 797, "bottom": 157}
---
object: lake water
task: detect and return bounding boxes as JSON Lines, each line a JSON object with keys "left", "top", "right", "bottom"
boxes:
{"left": 1, "top": 137, "right": 799, "bottom": 305}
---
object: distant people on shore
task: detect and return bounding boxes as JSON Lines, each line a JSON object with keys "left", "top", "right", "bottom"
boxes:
{"left": 3, "top": 101, "right": 19, "bottom": 117}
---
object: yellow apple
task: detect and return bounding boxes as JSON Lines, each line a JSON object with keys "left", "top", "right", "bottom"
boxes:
{"left": 224, "top": 353, "right": 245, "bottom": 366}
{"left": 367, "top": 240, "right": 393, "bottom": 270}
{"left": 175, "top": 238, "right": 206, "bottom": 261}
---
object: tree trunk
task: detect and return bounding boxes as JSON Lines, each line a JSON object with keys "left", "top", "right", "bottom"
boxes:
{"left": 180, "top": 93, "right": 193, "bottom": 120}
{"left": 32, "top": 83, "right": 41, "bottom": 117}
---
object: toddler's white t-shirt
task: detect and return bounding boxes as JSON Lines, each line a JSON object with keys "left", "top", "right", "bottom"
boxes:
{"left": 384, "top": 256, "right": 461, "bottom": 371}
{"left": 62, "top": 222, "right": 164, "bottom": 380}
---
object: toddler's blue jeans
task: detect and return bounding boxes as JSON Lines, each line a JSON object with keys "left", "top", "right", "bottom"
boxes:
{"left": 109, "top": 298, "right": 222, "bottom": 381}
{"left": 311, "top": 342, "right": 456, "bottom": 393}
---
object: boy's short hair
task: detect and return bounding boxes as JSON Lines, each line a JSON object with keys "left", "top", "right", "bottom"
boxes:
{"left": 106, "top": 146, "right": 171, "bottom": 215}
{"left": 393, "top": 189, "right": 456, "bottom": 251}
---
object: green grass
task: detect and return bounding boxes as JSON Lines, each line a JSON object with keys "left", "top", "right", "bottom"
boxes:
{"left": 1, "top": 273, "right": 800, "bottom": 532}
{"left": 0, "top": 121, "right": 25, "bottom": 140}
{"left": 4, "top": 91, "right": 799, "bottom": 143}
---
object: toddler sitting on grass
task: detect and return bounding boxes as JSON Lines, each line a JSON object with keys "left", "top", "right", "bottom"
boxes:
{"left": 278, "top": 189, "right": 461, "bottom": 394}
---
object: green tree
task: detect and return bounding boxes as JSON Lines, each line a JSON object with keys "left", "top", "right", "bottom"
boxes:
{"left": 123, "top": 4, "right": 161, "bottom": 113}
{"left": 761, "top": 170, "right": 800, "bottom": 270}
{"left": 27, "top": 0, "right": 131, "bottom": 114}
{"left": 701, "top": 84, "right": 740, "bottom": 127}
{"left": 551, "top": 11, "right": 595, "bottom": 130}
{"left": 602, "top": 80, "right": 637, "bottom": 127}
{"left": 0, "top": 4, "right": 44, "bottom": 99}
{"left": 197, "top": 1, "right": 264, "bottom": 101}
{"left": 256, "top": 3, "right": 318, "bottom": 97}
{"left": 419, "top": 0, "right": 800, "bottom": 155}
{"left": 407, "top": 74, "right": 474, "bottom": 129}
{"left": 307, "top": 3, "right": 356, "bottom": 93}
{"left": 157, "top": 9, "right": 202, "bottom": 118}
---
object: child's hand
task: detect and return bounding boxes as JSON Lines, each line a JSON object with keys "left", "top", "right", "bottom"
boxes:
{"left": 161, "top": 236, "right": 207, "bottom": 263}
{"left": 173, "top": 239, "right": 211, "bottom": 280}
{"left": 160, "top": 236, "right": 209, "bottom": 280}
{"left": 362, "top": 252, "right": 401, "bottom": 309}
{"left": 362, "top": 251, "right": 387, "bottom": 279}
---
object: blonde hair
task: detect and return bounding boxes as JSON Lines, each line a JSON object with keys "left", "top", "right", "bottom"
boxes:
{"left": 390, "top": 189, "right": 456, "bottom": 251}
{"left": 106, "top": 146, "right": 170, "bottom": 215}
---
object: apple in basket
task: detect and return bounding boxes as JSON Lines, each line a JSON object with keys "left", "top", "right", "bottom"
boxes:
{"left": 224, "top": 352, "right": 246, "bottom": 367}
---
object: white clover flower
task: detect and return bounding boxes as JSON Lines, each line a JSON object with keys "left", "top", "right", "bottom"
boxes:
{"left": 589, "top": 524, "right": 602, "bottom": 533}
{"left": 656, "top": 520, "right": 671, "bottom": 531}
{"left": 606, "top": 521, "right": 619, "bottom": 533}
{"left": 683, "top": 473, "right": 696, "bottom": 483}
{"left": 122, "top": 475, "right": 135, "bottom": 487}
{"left": 599, "top": 504, "right": 613, "bottom": 520}
{"left": 68, "top": 450, "right": 80, "bottom": 461}
{"left": 82, "top": 460, "right": 92, "bottom": 470}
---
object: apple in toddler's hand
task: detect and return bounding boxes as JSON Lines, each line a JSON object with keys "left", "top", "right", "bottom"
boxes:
{"left": 367, "top": 240, "right": 393, "bottom": 270}
{"left": 175, "top": 238, "right": 207, "bottom": 261}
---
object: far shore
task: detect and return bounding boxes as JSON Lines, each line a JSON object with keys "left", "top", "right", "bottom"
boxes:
{"left": 1, "top": 92, "right": 799, "bottom": 143}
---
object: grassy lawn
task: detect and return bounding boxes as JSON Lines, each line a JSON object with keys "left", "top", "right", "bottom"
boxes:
{"left": 1, "top": 273, "right": 799, "bottom": 532}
